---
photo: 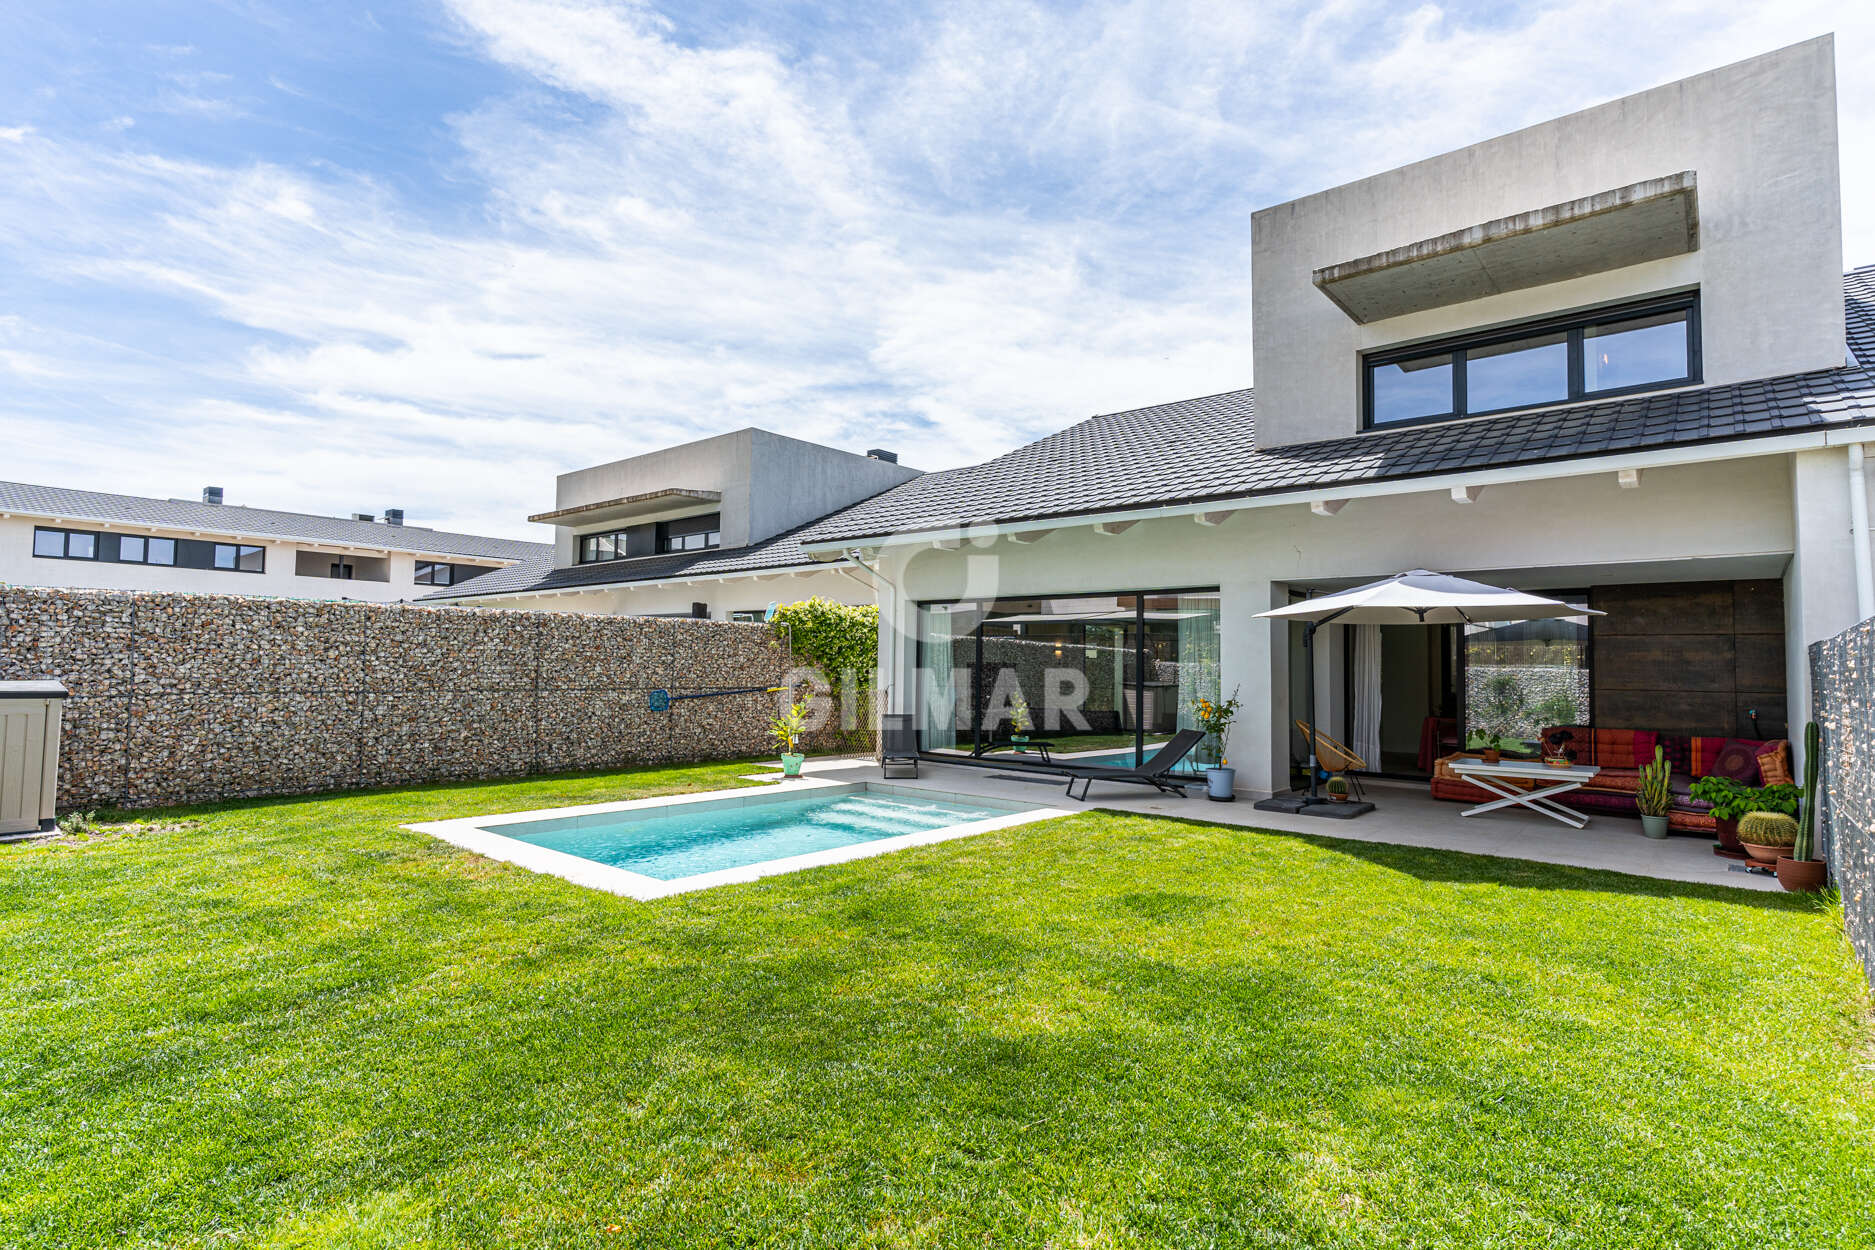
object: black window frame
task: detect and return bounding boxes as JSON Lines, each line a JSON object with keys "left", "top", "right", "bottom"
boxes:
{"left": 656, "top": 513, "right": 721, "bottom": 554}
{"left": 414, "top": 560, "right": 453, "bottom": 586}
{"left": 912, "top": 584, "right": 1222, "bottom": 772}
{"left": 578, "top": 531, "right": 626, "bottom": 565}
{"left": 1361, "top": 293, "right": 1702, "bottom": 431}
{"left": 32, "top": 526, "right": 98, "bottom": 561}
{"left": 212, "top": 542, "right": 266, "bottom": 574}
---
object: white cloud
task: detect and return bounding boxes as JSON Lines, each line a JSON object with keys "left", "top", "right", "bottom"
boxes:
{"left": 2, "top": 0, "right": 1873, "bottom": 540}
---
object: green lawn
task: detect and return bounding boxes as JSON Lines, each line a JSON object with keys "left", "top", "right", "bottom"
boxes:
{"left": 1, "top": 762, "right": 1870, "bottom": 1248}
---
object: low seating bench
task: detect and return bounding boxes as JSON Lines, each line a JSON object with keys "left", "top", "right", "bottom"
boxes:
{"left": 1430, "top": 725, "right": 1790, "bottom": 834}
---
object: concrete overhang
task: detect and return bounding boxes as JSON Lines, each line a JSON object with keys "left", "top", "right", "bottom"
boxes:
{"left": 528, "top": 487, "right": 722, "bottom": 528}
{"left": 1312, "top": 171, "right": 1699, "bottom": 324}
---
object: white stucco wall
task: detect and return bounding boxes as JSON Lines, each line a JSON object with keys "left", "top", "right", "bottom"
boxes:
{"left": 1250, "top": 36, "right": 1844, "bottom": 449}
{"left": 548, "top": 429, "right": 920, "bottom": 565}
{"left": 0, "top": 515, "right": 513, "bottom": 603}
{"left": 876, "top": 454, "right": 1823, "bottom": 797}
{"left": 1786, "top": 445, "right": 1875, "bottom": 763}
{"left": 453, "top": 564, "right": 876, "bottom": 622}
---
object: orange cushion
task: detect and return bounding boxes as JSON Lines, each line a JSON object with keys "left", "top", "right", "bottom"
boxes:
{"left": 1756, "top": 740, "right": 1792, "bottom": 786}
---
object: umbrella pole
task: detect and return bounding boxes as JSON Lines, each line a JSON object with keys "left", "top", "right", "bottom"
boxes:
{"left": 1304, "top": 621, "right": 1320, "bottom": 805}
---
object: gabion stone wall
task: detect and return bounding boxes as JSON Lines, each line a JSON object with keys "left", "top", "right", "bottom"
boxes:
{"left": 1810, "top": 617, "right": 1875, "bottom": 980}
{"left": 0, "top": 587, "right": 793, "bottom": 810}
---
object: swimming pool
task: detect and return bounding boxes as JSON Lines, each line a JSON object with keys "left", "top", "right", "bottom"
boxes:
{"left": 406, "top": 779, "right": 1064, "bottom": 899}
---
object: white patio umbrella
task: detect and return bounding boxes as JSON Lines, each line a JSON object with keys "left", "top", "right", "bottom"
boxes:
{"left": 1255, "top": 570, "right": 1602, "bottom": 813}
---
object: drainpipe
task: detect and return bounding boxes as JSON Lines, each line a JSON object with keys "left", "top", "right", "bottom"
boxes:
{"left": 842, "top": 549, "right": 902, "bottom": 716}
{"left": 1852, "top": 444, "right": 1875, "bottom": 622}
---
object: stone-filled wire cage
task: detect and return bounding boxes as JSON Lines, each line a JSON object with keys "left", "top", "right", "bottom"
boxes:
{"left": 0, "top": 586, "right": 799, "bottom": 810}
{"left": 1809, "top": 616, "right": 1875, "bottom": 983}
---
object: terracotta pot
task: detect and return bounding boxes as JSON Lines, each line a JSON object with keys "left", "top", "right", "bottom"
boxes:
{"left": 1739, "top": 840, "right": 1791, "bottom": 865}
{"left": 1775, "top": 857, "right": 1828, "bottom": 892}
{"left": 1713, "top": 816, "right": 1743, "bottom": 853}
{"left": 1481, "top": 749, "right": 1501, "bottom": 765}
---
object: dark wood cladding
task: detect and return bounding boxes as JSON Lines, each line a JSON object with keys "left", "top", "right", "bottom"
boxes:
{"left": 1589, "top": 580, "right": 1786, "bottom": 739}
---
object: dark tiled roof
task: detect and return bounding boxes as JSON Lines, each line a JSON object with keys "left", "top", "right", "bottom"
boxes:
{"left": 802, "top": 267, "right": 1875, "bottom": 544}
{"left": 0, "top": 480, "right": 549, "bottom": 562}
{"left": 419, "top": 513, "right": 831, "bottom": 601}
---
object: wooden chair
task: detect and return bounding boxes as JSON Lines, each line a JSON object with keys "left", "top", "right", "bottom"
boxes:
{"left": 1295, "top": 720, "right": 1368, "bottom": 800}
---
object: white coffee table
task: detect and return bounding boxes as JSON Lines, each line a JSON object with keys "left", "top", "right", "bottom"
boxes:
{"left": 1450, "top": 758, "right": 1602, "bottom": 828}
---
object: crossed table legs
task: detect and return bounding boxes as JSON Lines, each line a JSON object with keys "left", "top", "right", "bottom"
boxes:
{"left": 1456, "top": 771, "right": 1591, "bottom": 828}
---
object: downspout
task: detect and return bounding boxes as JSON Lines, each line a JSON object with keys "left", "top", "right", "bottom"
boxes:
{"left": 841, "top": 549, "right": 902, "bottom": 721}
{"left": 1851, "top": 444, "right": 1875, "bottom": 622}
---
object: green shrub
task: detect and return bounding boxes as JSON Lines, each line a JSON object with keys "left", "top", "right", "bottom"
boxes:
{"left": 768, "top": 598, "right": 878, "bottom": 688}
{"left": 1737, "top": 811, "right": 1798, "bottom": 846}
{"left": 1688, "top": 777, "right": 1801, "bottom": 821}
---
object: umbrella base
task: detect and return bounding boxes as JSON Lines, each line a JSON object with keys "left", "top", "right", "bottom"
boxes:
{"left": 1253, "top": 792, "right": 1375, "bottom": 819}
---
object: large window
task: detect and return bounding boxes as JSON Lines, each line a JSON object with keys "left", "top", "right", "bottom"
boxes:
{"left": 33, "top": 527, "right": 95, "bottom": 560}
{"left": 579, "top": 531, "right": 624, "bottom": 563}
{"left": 1462, "top": 594, "right": 1591, "bottom": 756}
{"left": 34, "top": 527, "right": 175, "bottom": 565}
{"left": 116, "top": 536, "right": 176, "bottom": 565}
{"left": 1364, "top": 295, "right": 1699, "bottom": 429}
{"left": 213, "top": 543, "right": 265, "bottom": 573}
{"left": 658, "top": 513, "right": 720, "bottom": 553}
{"left": 916, "top": 590, "right": 1221, "bottom": 775}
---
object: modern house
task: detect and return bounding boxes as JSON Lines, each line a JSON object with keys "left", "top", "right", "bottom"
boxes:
{"left": 420, "top": 428, "right": 920, "bottom": 620}
{"left": 0, "top": 482, "right": 546, "bottom": 603}
{"left": 775, "top": 36, "right": 1875, "bottom": 799}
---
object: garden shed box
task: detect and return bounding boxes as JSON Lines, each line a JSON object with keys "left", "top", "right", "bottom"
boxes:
{"left": 0, "top": 682, "right": 69, "bottom": 835}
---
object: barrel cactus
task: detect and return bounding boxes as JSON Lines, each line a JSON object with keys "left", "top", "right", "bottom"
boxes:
{"left": 1796, "top": 720, "right": 1821, "bottom": 862}
{"left": 1737, "top": 810, "right": 1799, "bottom": 847}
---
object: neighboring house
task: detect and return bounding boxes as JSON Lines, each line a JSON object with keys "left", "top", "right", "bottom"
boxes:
{"left": 420, "top": 428, "right": 920, "bottom": 620}
{"left": 778, "top": 36, "right": 1875, "bottom": 798}
{"left": 0, "top": 482, "right": 546, "bottom": 603}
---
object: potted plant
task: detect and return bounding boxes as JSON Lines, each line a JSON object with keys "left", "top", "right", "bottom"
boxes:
{"left": 770, "top": 699, "right": 809, "bottom": 777}
{"left": 1192, "top": 688, "right": 1242, "bottom": 802}
{"left": 1636, "top": 744, "right": 1672, "bottom": 839}
{"left": 1325, "top": 774, "right": 1350, "bottom": 803}
{"left": 1008, "top": 695, "right": 1034, "bottom": 750}
{"left": 1542, "top": 729, "right": 1577, "bottom": 769}
{"left": 1480, "top": 733, "right": 1505, "bottom": 765}
{"left": 1737, "top": 811, "right": 1798, "bottom": 864}
{"left": 1778, "top": 720, "right": 1829, "bottom": 892}
{"left": 1688, "top": 776, "right": 1800, "bottom": 851}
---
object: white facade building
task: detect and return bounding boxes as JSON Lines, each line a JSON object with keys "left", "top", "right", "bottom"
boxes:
{"left": 0, "top": 483, "right": 545, "bottom": 604}
{"left": 778, "top": 37, "right": 1875, "bottom": 799}
{"left": 423, "top": 429, "right": 920, "bottom": 620}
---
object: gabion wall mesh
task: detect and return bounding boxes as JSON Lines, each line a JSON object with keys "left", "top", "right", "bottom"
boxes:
{"left": 1, "top": 586, "right": 812, "bottom": 810}
{"left": 1810, "top": 616, "right": 1875, "bottom": 981}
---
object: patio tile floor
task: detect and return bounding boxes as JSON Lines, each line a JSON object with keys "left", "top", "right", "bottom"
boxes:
{"left": 753, "top": 757, "right": 1780, "bottom": 892}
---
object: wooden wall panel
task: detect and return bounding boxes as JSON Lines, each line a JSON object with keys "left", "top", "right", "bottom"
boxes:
{"left": 1589, "top": 580, "right": 1786, "bottom": 739}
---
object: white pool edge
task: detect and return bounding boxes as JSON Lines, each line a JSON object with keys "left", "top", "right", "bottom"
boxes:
{"left": 404, "top": 779, "right": 1068, "bottom": 900}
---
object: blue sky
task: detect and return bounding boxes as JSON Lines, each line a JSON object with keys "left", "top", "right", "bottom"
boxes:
{"left": 2, "top": 1, "right": 1871, "bottom": 538}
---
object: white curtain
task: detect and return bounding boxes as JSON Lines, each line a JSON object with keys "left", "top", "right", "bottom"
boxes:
{"left": 1351, "top": 624, "right": 1383, "bottom": 770}
{"left": 1175, "top": 595, "right": 1222, "bottom": 764}
{"left": 919, "top": 606, "right": 958, "bottom": 751}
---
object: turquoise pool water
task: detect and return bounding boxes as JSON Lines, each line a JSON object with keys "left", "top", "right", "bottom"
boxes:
{"left": 492, "top": 791, "right": 1008, "bottom": 881}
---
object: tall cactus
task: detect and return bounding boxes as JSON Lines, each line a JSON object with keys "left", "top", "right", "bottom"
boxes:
{"left": 1796, "top": 719, "right": 1821, "bottom": 863}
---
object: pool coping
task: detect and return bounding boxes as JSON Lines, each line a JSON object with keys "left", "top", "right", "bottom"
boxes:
{"left": 404, "top": 778, "right": 1069, "bottom": 900}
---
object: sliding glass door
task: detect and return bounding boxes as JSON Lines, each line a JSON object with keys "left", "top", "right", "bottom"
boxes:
{"left": 1462, "top": 592, "right": 1590, "bottom": 756}
{"left": 915, "top": 589, "right": 1221, "bottom": 774}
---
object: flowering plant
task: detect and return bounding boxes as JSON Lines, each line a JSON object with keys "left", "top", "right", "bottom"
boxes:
{"left": 1191, "top": 687, "right": 1242, "bottom": 767}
